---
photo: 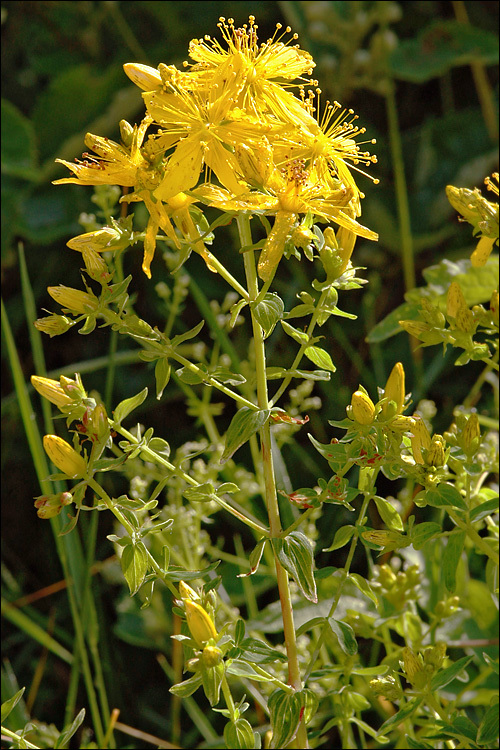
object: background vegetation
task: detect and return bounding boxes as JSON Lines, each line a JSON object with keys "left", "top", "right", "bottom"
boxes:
{"left": 2, "top": 1, "right": 498, "bottom": 748}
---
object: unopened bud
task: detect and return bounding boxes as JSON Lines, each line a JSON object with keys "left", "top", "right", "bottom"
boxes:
{"left": 424, "top": 434, "right": 446, "bottom": 468}
{"left": 410, "top": 416, "right": 432, "bottom": 465}
{"left": 31, "top": 376, "right": 74, "bottom": 409}
{"left": 446, "top": 281, "right": 466, "bottom": 318}
{"left": 382, "top": 362, "right": 405, "bottom": 417}
{"left": 67, "top": 227, "right": 122, "bottom": 253}
{"left": 423, "top": 642, "right": 446, "bottom": 670}
{"left": 178, "top": 581, "right": 199, "bottom": 601}
{"left": 291, "top": 225, "right": 315, "bottom": 249}
{"left": 47, "top": 285, "right": 98, "bottom": 315}
{"left": 462, "top": 413, "right": 480, "bottom": 455}
{"left": 123, "top": 62, "right": 162, "bottom": 91}
{"left": 202, "top": 645, "right": 223, "bottom": 667}
{"left": 81, "top": 247, "right": 112, "bottom": 284}
{"left": 471, "top": 236, "right": 495, "bottom": 268}
{"left": 350, "top": 390, "right": 376, "bottom": 425}
{"left": 184, "top": 599, "right": 218, "bottom": 647}
{"left": 370, "top": 675, "right": 403, "bottom": 702}
{"left": 235, "top": 140, "right": 273, "bottom": 186}
{"left": 119, "top": 119, "right": 134, "bottom": 148}
{"left": 34, "top": 491, "right": 73, "bottom": 519}
{"left": 43, "top": 435, "right": 87, "bottom": 477}
{"left": 402, "top": 647, "right": 426, "bottom": 689}
{"left": 34, "top": 314, "right": 74, "bottom": 337}
{"left": 399, "top": 320, "right": 431, "bottom": 338}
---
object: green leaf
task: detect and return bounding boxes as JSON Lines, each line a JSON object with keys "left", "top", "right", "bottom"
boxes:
{"left": 367, "top": 257, "right": 499, "bottom": 343}
{"left": 327, "top": 618, "right": 358, "bottom": 655}
{"left": 390, "top": 20, "right": 499, "bottom": 83}
{"left": 238, "top": 538, "right": 267, "bottom": 577}
{"left": 175, "top": 364, "right": 207, "bottom": 384}
{"left": 442, "top": 530, "right": 466, "bottom": 592}
{"left": 170, "top": 672, "right": 203, "bottom": 698}
{"left": 200, "top": 661, "right": 223, "bottom": 707}
{"left": 426, "top": 483, "right": 468, "bottom": 511}
{"left": 469, "top": 496, "right": 499, "bottom": 523}
{"left": 164, "top": 560, "right": 220, "bottom": 582}
{"left": 54, "top": 708, "right": 86, "bottom": 749}
{"left": 477, "top": 702, "right": 499, "bottom": 746}
{"left": 373, "top": 495, "right": 404, "bottom": 531}
{"left": 304, "top": 346, "right": 336, "bottom": 372}
{"left": 120, "top": 541, "right": 149, "bottom": 595}
{"left": 226, "top": 661, "right": 274, "bottom": 682}
{"left": 272, "top": 531, "right": 317, "bottom": 603}
{"left": 221, "top": 407, "right": 269, "bottom": 464}
{"left": 113, "top": 387, "right": 148, "bottom": 425}
{"left": 170, "top": 320, "right": 204, "bottom": 347}
{"left": 349, "top": 573, "right": 378, "bottom": 605}
{"left": 323, "top": 525, "right": 356, "bottom": 552}
{"left": 281, "top": 320, "right": 309, "bottom": 345}
{"left": 155, "top": 357, "right": 171, "bottom": 400}
{"left": 1, "top": 688, "right": 26, "bottom": 723}
{"left": 224, "top": 718, "right": 256, "bottom": 750}
{"left": 430, "top": 656, "right": 472, "bottom": 691}
{"left": 410, "top": 522, "right": 442, "bottom": 549}
{"left": 1, "top": 99, "right": 39, "bottom": 180}
{"left": 252, "top": 293, "right": 284, "bottom": 338}
{"left": 378, "top": 697, "right": 423, "bottom": 735}
{"left": 183, "top": 482, "right": 216, "bottom": 503}
{"left": 238, "top": 637, "right": 288, "bottom": 664}
{"left": 268, "top": 689, "right": 304, "bottom": 749}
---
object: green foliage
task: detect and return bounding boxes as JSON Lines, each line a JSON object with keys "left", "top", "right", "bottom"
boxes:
{"left": 2, "top": 2, "right": 498, "bottom": 750}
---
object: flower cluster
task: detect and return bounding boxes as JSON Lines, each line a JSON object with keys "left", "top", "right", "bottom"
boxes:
{"left": 51, "top": 16, "right": 377, "bottom": 283}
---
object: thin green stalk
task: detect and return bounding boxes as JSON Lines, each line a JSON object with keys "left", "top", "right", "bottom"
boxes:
{"left": 237, "top": 214, "right": 309, "bottom": 749}
{"left": 303, "top": 471, "right": 376, "bottom": 683}
{"left": 2, "top": 297, "right": 106, "bottom": 746}
{"left": 385, "top": 83, "right": 415, "bottom": 294}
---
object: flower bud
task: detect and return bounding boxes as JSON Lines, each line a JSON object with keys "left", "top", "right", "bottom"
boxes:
{"left": 123, "top": 62, "right": 163, "bottom": 91}
{"left": 446, "top": 281, "right": 466, "bottom": 318}
{"left": 398, "top": 320, "right": 431, "bottom": 338}
{"left": 119, "top": 119, "right": 135, "bottom": 148}
{"left": 402, "top": 647, "right": 426, "bottom": 689}
{"left": 43, "top": 435, "right": 87, "bottom": 477}
{"left": 66, "top": 227, "right": 122, "bottom": 253}
{"left": 423, "top": 642, "right": 446, "bottom": 670}
{"left": 446, "top": 185, "right": 482, "bottom": 225}
{"left": 291, "top": 225, "right": 315, "bottom": 250}
{"left": 81, "top": 247, "right": 112, "bottom": 284}
{"left": 34, "top": 491, "right": 73, "bottom": 519}
{"left": 424, "top": 434, "right": 446, "bottom": 468}
{"left": 410, "top": 416, "right": 431, "bottom": 465}
{"left": 235, "top": 140, "right": 273, "bottom": 186}
{"left": 202, "top": 645, "right": 223, "bottom": 667}
{"left": 389, "top": 415, "right": 416, "bottom": 432}
{"left": 471, "top": 236, "right": 495, "bottom": 268}
{"left": 34, "top": 314, "right": 74, "bottom": 337}
{"left": 462, "top": 413, "right": 480, "bottom": 455}
{"left": 184, "top": 599, "right": 218, "bottom": 647}
{"left": 370, "top": 675, "right": 403, "bottom": 702}
{"left": 89, "top": 403, "right": 110, "bottom": 443}
{"left": 350, "top": 390, "right": 376, "bottom": 425}
{"left": 31, "top": 376, "right": 74, "bottom": 409}
{"left": 47, "top": 286, "right": 98, "bottom": 315}
{"left": 382, "top": 362, "right": 405, "bottom": 417}
{"left": 178, "top": 581, "right": 199, "bottom": 601}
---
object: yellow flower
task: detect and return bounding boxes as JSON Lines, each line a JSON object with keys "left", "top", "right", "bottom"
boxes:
{"left": 197, "top": 161, "right": 377, "bottom": 281}
{"left": 53, "top": 118, "right": 158, "bottom": 190}
{"left": 184, "top": 599, "right": 218, "bottom": 647}
{"left": 43, "top": 435, "right": 87, "bottom": 477}
{"left": 146, "top": 68, "right": 270, "bottom": 201}
{"left": 187, "top": 16, "right": 316, "bottom": 122}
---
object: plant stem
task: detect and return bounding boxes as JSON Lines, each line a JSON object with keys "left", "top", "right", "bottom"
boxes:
{"left": 237, "top": 214, "right": 309, "bottom": 749}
